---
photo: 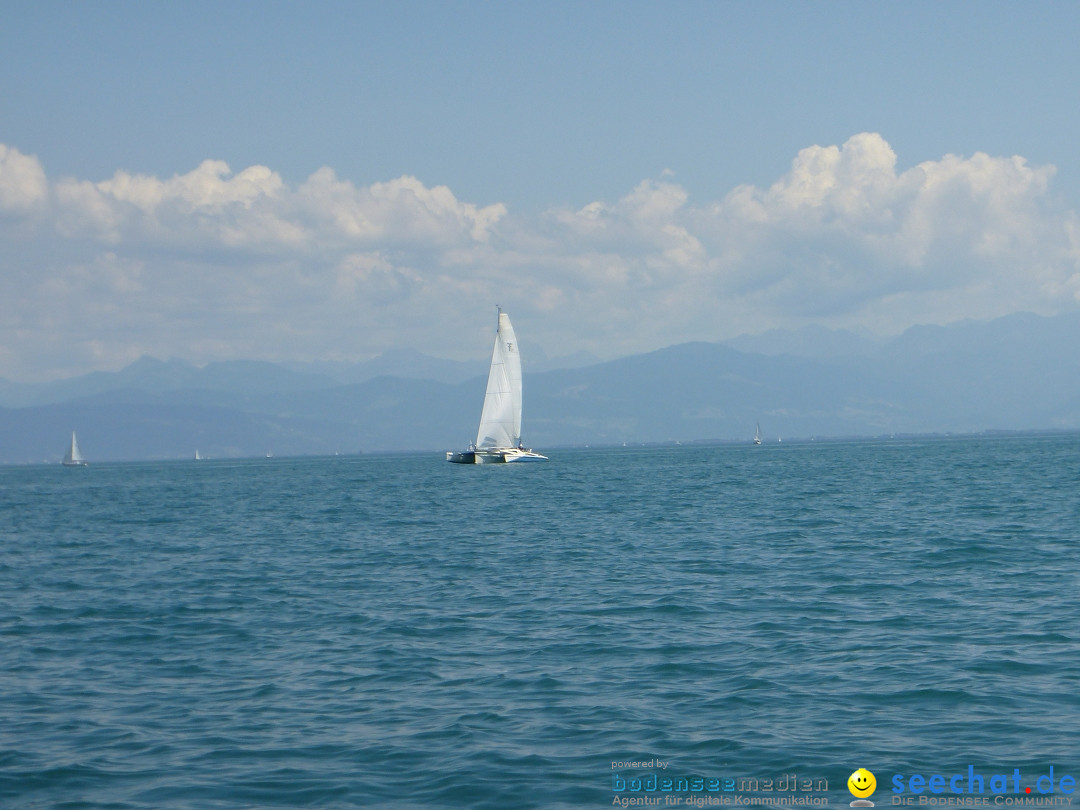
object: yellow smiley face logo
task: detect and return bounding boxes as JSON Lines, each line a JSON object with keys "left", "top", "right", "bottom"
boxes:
{"left": 848, "top": 768, "right": 877, "bottom": 798}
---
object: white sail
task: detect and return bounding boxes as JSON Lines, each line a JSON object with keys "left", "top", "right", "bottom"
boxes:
{"left": 475, "top": 311, "right": 522, "bottom": 449}
{"left": 63, "top": 431, "right": 87, "bottom": 466}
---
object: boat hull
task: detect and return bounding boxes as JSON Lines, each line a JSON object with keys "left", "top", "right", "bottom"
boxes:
{"left": 446, "top": 448, "right": 549, "bottom": 464}
{"left": 501, "top": 449, "right": 548, "bottom": 462}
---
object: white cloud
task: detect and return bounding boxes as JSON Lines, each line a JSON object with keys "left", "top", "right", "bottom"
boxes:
{"left": 334, "top": 252, "right": 417, "bottom": 304}
{"left": 44, "top": 160, "right": 505, "bottom": 253}
{"left": 100, "top": 160, "right": 284, "bottom": 210}
{"left": 0, "top": 144, "right": 48, "bottom": 214}
{"left": 694, "top": 133, "right": 1070, "bottom": 328}
{"left": 1, "top": 134, "right": 1078, "bottom": 380}
{"left": 296, "top": 169, "right": 506, "bottom": 246}
{"left": 52, "top": 160, "right": 294, "bottom": 246}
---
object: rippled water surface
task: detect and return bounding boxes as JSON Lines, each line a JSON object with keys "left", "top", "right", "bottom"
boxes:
{"left": 2, "top": 436, "right": 1080, "bottom": 808}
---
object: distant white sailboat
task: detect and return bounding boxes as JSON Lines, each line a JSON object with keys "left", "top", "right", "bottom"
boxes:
{"left": 447, "top": 309, "right": 548, "bottom": 464}
{"left": 754, "top": 423, "right": 762, "bottom": 445}
{"left": 62, "top": 431, "right": 88, "bottom": 466}
{"left": 194, "top": 449, "right": 202, "bottom": 461}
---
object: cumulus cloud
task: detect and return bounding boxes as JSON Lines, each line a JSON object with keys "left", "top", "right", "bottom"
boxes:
{"left": 45, "top": 159, "right": 504, "bottom": 251}
{"left": 0, "top": 144, "right": 48, "bottom": 214}
{"left": 1, "top": 134, "right": 1078, "bottom": 380}
{"left": 695, "top": 133, "right": 1071, "bottom": 328}
{"left": 536, "top": 133, "right": 1074, "bottom": 339}
{"left": 334, "top": 252, "right": 417, "bottom": 304}
{"left": 296, "top": 169, "right": 506, "bottom": 246}
{"left": 731, "top": 131, "right": 1056, "bottom": 266}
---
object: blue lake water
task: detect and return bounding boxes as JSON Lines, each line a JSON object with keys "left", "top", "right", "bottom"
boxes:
{"left": 2, "top": 435, "right": 1079, "bottom": 808}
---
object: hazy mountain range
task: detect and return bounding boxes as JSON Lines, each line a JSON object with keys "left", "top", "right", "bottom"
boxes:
{"left": 2, "top": 311, "right": 1079, "bottom": 463}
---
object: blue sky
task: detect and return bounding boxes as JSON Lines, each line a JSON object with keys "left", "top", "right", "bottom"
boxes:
{"left": 2, "top": 1, "right": 1080, "bottom": 380}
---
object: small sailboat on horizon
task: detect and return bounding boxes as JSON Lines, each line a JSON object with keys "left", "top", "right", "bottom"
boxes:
{"left": 754, "top": 423, "right": 762, "bottom": 445}
{"left": 447, "top": 309, "right": 547, "bottom": 464}
{"left": 62, "top": 431, "right": 88, "bottom": 467}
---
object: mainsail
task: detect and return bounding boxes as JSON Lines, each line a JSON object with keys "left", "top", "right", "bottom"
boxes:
{"left": 475, "top": 312, "right": 523, "bottom": 449}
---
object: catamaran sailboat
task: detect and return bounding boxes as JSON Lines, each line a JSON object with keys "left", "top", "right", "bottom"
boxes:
{"left": 62, "top": 431, "right": 88, "bottom": 466}
{"left": 447, "top": 310, "right": 547, "bottom": 464}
